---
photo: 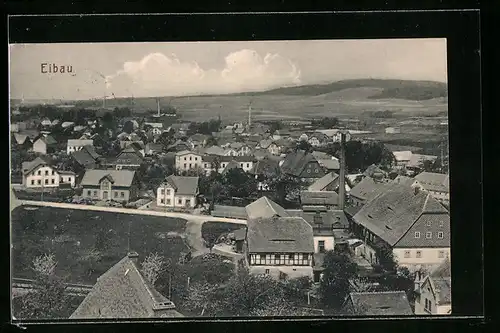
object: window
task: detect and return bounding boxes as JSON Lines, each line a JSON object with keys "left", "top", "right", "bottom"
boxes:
{"left": 178, "top": 198, "right": 182, "bottom": 204}
{"left": 166, "top": 199, "right": 171, "bottom": 205}
{"left": 426, "top": 232, "right": 432, "bottom": 239}
{"left": 120, "top": 192, "right": 125, "bottom": 198}
{"left": 424, "top": 298, "right": 432, "bottom": 312}
{"left": 51, "top": 179, "right": 55, "bottom": 184}
{"left": 166, "top": 189, "right": 171, "bottom": 195}
{"left": 307, "top": 169, "right": 311, "bottom": 173}
{"left": 160, "top": 199, "right": 164, "bottom": 204}
{"left": 204, "top": 163, "right": 208, "bottom": 168}
{"left": 37, "top": 170, "right": 41, "bottom": 175}
{"left": 184, "top": 157, "right": 187, "bottom": 161}
{"left": 184, "top": 163, "right": 187, "bottom": 168}
{"left": 114, "top": 191, "right": 118, "bottom": 198}
{"left": 45, "top": 170, "right": 48, "bottom": 176}
{"left": 265, "top": 269, "right": 270, "bottom": 275}
{"left": 160, "top": 189, "right": 165, "bottom": 195}
{"left": 439, "top": 221, "right": 444, "bottom": 227}
{"left": 318, "top": 240, "right": 325, "bottom": 253}
{"left": 52, "top": 170, "right": 55, "bottom": 175}
{"left": 438, "top": 250, "right": 445, "bottom": 258}
{"left": 315, "top": 168, "right": 319, "bottom": 173}
{"left": 93, "top": 190, "right": 97, "bottom": 196}
{"left": 416, "top": 251, "right": 422, "bottom": 258}
{"left": 302, "top": 253, "right": 309, "bottom": 265}
{"left": 426, "top": 221, "right": 431, "bottom": 227}
{"left": 415, "top": 232, "right": 421, "bottom": 238}
{"left": 404, "top": 250, "right": 411, "bottom": 258}
{"left": 260, "top": 254, "right": 266, "bottom": 264}
{"left": 438, "top": 232, "right": 444, "bottom": 239}
{"left": 195, "top": 157, "right": 198, "bottom": 161}
{"left": 87, "top": 190, "right": 91, "bottom": 196}
{"left": 44, "top": 179, "right": 48, "bottom": 184}
{"left": 186, "top": 199, "right": 191, "bottom": 206}
{"left": 31, "top": 180, "right": 35, "bottom": 185}
{"left": 274, "top": 254, "right": 280, "bottom": 265}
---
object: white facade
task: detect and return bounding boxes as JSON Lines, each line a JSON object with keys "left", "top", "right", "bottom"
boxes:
{"left": 414, "top": 277, "right": 451, "bottom": 315}
{"left": 238, "top": 146, "right": 252, "bottom": 156}
{"left": 308, "top": 137, "right": 321, "bottom": 147}
{"left": 156, "top": 184, "right": 196, "bottom": 208}
{"left": 249, "top": 265, "right": 313, "bottom": 280}
{"left": 224, "top": 149, "right": 239, "bottom": 157}
{"left": 32, "top": 139, "right": 48, "bottom": 154}
{"left": 202, "top": 160, "right": 254, "bottom": 175}
{"left": 24, "top": 166, "right": 75, "bottom": 188}
{"left": 175, "top": 152, "right": 203, "bottom": 172}
{"left": 313, "top": 236, "right": 335, "bottom": 253}
{"left": 393, "top": 247, "right": 450, "bottom": 272}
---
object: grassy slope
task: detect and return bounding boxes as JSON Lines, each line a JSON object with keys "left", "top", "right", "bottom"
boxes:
{"left": 11, "top": 206, "right": 188, "bottom": 285}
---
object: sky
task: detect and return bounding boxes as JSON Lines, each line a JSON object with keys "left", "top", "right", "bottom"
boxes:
{"left": 9, "top": 39, "right": 447, "bottom": 100}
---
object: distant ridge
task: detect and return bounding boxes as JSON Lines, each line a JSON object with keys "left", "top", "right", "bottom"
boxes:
{"left": 223, "top": 79, "right": 448, "bottom": 101}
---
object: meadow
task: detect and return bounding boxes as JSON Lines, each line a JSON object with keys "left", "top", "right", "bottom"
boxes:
{"left": 11, "top": 205, "right": 189, "bottom": 285}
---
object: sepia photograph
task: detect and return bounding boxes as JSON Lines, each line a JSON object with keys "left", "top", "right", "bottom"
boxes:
{"left": 9, "top": 38, "right": 451, "bottom": 320}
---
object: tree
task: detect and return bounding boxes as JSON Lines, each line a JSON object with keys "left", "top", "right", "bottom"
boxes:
{"left": 205, "top": 136, "right": 218, "bottom": 147}
{"left": 296, "top": 140, "right": 313, "bottom": 152}
{"left": 319, "top": 250, "right": 358, "bottom": 309}
{"left": 267, "top": 174, "right": 302, "bottom": 206}
{"left": 222, "top": 168, "right": 258, "bottom": 200}
{"left": 14, "top": 254, "right": 71, "bottom": 319}
{"left": 123, "top": 120, "right": 135, "bottom": 134}
{"left": 268, "top": 121, "right": 282, "bottom": 135}
{"left": 141, "top": 252, "right": 166, "bottom": 286}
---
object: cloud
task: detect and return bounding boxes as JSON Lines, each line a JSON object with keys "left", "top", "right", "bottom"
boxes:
{"left": 105, "top": 49, "right": 301, "bottom": 97}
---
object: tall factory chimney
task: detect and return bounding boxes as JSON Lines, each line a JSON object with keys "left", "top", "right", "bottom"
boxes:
{"left": 338, "top": 130, "right": 347, "bottom": 210}
{"left": 157, "top": 98, "right": 161, "bottom": 117}
{"left": 248, "top": 102, "right": 252, "bottom": 127}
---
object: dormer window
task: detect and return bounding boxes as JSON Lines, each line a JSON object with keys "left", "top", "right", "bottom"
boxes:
{"left": 426, "top": 232, "right": 432, "bottom": 239}
{"left": 415, "top": 232, "right": 421, "bottom": 238}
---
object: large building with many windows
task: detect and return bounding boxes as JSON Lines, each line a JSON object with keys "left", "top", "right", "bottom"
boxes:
{"left": 80, "top": 169, "right": 138, "bottom": 202}
{"left": 156, "top": 175, "right": 199, "bottom": 208}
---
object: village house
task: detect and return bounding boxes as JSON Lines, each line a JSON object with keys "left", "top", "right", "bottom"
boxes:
{"left": 32, "top": 135, "right": 57, "bottom": 155}
{"left": 308, "top": 172, "right": 340, "bottom": 192}
{"left": 245, "top": 216, "right": 315, "bottom": 280}
{"left": 167, "top": 140, "right": 194, "bottom": 152}
{"left": 102, "top": 146, "right": 144, "bottom": 170}
{"left": 414, "top": 258, "right": 451, "bottom": 315}
{"left": 351, "top": 184, "right": 450, "bottom": 272}
{"left": 12, "top": 133, "right": 32, "bottom": 149}
{"left": 406, "top": 154, "right": 439, "bottom": 175}
{"left": 70, "top": 252, "right": 183, "bottom": 319}
{"left": 362, "top": 164, "right": 388, "bottom": 179}
{"left": 67, "top": 139, "right": 94, "bottom": 155}
{"left": 332, "top": 130, "right": 352, "bottom": 143}
{"left": 71, "top": 145, "right": 101, "bottom": 171}
{"left": 40, "top": 117, "right": 53, "bottom": 127}
{"left": 300, "top": 191, "right": 339, "bottom": 210}
{"left": 342, "top": 291, "right": 413, "bottom": 316}
{"left": 145, "top": 143, "right": 163, "bottom": 156}
{"left": 201, "top": 155, "right": 255, "bottom": 175}
{"left": 280, "top": 149, "right": 327, "bottom": 182}
{"left": 175, "top": 150, "right": 203, "bottom": 172}
{"left": 348, "top": 176, "right": 391, "bottom": 206}
{"left": 308, "top": 132, "right": 330, "bottom": 147}
{"left": 80, "top": 169, "right": 138, "bottom": 202}
{"left": 413, "top": 172, "right": 450, "bottom": 206}
{"left": 156, "top": 175, "right": 199, "bottom": 208}
{"left": 393, "top": 151, "right": 413, "bottom": 169}
{"left": 21, "top": 157, "right": 76, "bottom": 188}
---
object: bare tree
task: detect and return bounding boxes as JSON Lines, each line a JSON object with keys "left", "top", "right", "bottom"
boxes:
{"left": 32, "top": 253, "right": 57, "bottom": 276}
{"left": 141, "top": 253, "right": 165, "bottom": 286}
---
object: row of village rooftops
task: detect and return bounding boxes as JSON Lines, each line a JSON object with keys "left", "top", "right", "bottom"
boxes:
{"left": 54, "top": 173, "right": 450, "bottom": 319}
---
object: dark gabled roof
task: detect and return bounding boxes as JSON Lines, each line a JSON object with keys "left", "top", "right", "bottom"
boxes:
{"left": 414, "top": 172, "right": 450, "bottom": 193}
{"left": 300, "top": 191, "right": 339, "bottom": 206}
{"left": 346, "top": 291, "right": 413, "bottom": 316}
{"left": 349, "top": 176, "right": 390, "bottom": 201}
{"left": 70, "top": 255, "right": 183, "bottom": 319}
{"left": 22, "top": 156, "right": 53, "bottom": 175}
{"left": 247, "top": 217, "right": 314, "bottom": 253}
{"left": 286, "top": 209, "right": 349, "bottom": 230}
{"left": 392, "top": 175, "right": 416, "bottom": 187}
{"left": 308, "top": 172, "right": 339, "bottom": 191}
{"left": 353, "top": 184, "right": 449, "bottom": 247}
{"left": 163, "top": 175, "right": 199, "bottom": 196}
{"left": 248, "top": 158, "right": 280, "bottom": 176}
{"left": 281, "top": 150, "right": 318, "bottom": 177}
{"left": 211, "top": 205, "right": 248, "bottom": 219}
{"left": 344, "top": 205, "right": 362, "bottom": 218}
{"left": 245, "top": 196, "right": 290, "bottom": 220}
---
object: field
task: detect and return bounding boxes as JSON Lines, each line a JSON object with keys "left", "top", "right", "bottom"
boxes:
{"left": 11, "top": 206, "right": 189, "bottom": 285}
{"left": 57, "top": 79, "right": 448, "bottom": 123}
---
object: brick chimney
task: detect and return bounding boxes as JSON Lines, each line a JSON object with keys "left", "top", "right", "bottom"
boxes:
{"left": 127, "top": 251, "right": 139, "bottom": 265}
{"left": 338, "top": 131, "right": 347, "bottom": 210}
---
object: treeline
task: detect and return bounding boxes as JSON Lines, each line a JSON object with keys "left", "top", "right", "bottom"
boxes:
{"left": 187, "top": 119, "right": 222, "bottom": 136}
{"left": 311, "top": 117, "right": 339, "bottom": 129}
{"left": 368, "top": 86, "right": 447, "bottom": 101}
